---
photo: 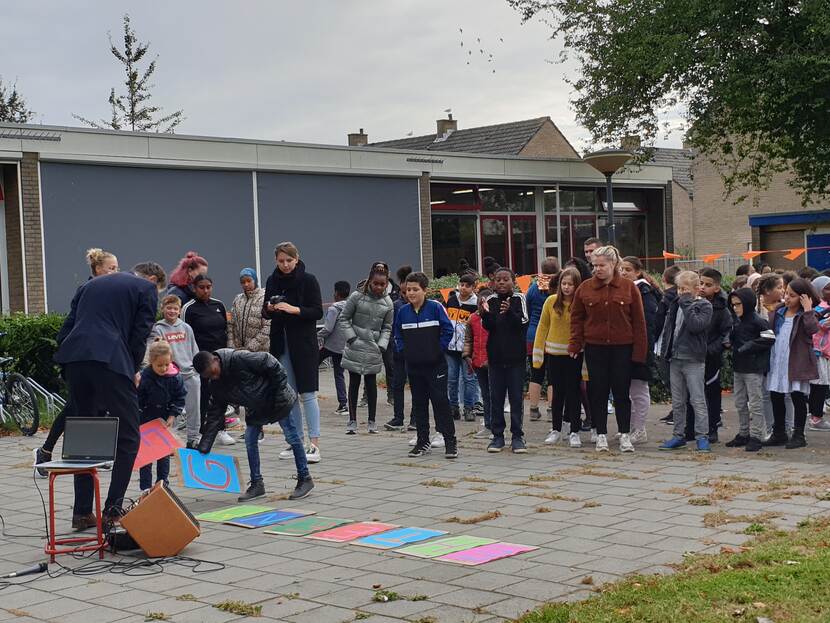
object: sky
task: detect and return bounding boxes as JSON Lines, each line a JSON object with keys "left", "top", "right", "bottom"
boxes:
{"left": 2, "top": 1, "right": 683, "bottom": 151}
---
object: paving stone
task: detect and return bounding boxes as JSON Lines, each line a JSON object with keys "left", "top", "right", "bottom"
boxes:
{"left": 285, "top": 604, "right": 358, "bottom": 623}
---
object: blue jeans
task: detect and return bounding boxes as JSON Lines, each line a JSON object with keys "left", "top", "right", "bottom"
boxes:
{"left": 475, "top": 366, "right": 492, "bottom": 429}
{"left": 138, "top": 457, "right": 170, "bottom": 491}
{"left": 446, "top": 352, "right": 478, "bottom": 408}
{"left": 279, "top": 415, "right": 310, "bottom": 479}
{"left": 245, "top": 424, "right": 264, "bottom": 482}
{"left": 489, "top": 364, "right": 525, "bottom": 439}
{"left": 279, "top": 351, "right": 321, "bottom": 440}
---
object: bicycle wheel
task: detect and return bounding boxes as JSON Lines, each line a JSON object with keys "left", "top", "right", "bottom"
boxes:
{"left": 6, "top": 373, "right": 39, "bottom": 436}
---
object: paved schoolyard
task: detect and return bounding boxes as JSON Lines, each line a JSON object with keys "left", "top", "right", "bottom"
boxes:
{"left": 2, "top": 375, "right": 830, "bottom": 623}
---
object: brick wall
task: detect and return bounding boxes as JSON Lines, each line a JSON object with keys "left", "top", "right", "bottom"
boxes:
{"left": 670, "top": 181, "right": 694, "bottom": 253}
{"left": 418, "top": 173, "right": 433, "bottom": 277}
{"left": 520, "top": 121, "right": 580, "bottom": 159}
{"left": 2, "top": 164, "right": 25, "bottom": 312}
{"left": 19, "top": 153, "right": 45, "bottom": 313}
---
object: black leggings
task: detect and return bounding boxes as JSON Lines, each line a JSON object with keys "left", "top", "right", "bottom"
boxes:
{"left": 584, "top": 344, "right": 633, "bottom": 435}
{"left": 349, "top": 372, "right": 377, "bottom": 422}
{"left": 547, "top": 354, "right": 583, "bottom": 433}
{"left": 809, "top": 384, "right": 828, "bottom": 419}
{"left": 771, "top": 390, "right": 807, "bottom": 435}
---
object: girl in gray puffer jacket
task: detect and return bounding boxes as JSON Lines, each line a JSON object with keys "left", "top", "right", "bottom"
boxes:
{"left": 339, "top": 268, "right": 394, "bottom": 434}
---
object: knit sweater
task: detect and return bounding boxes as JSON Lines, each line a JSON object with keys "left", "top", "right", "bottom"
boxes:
{"left": 532, "top": 295, "right": 571, "bottom": 367}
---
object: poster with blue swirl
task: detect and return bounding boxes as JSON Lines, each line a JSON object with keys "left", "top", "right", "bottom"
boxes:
{"left": 177, "top": 448, "right": 243, "bottom": 494}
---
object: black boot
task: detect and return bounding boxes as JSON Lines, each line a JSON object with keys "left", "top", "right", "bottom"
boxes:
{"left": 745, "top": 437, "right": 763, "bottom": 452}
{"left": 290, "top": 475, "right": 314, "bottom": 500}
{"left": 725, "top": 434, "right": 749, "bottom": 448}
{"left": 785, "top": 431, "right": 807, "bottom": 449}
{"left": 763, "top": 431, "right": 789, "bottom": 446}
{"left": 238, "top": 479, "right": 265, "bottom": 502}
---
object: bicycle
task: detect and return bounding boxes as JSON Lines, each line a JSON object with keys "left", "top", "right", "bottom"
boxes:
{"left": 0, "top": 352, "right": 40, "bottom": 436}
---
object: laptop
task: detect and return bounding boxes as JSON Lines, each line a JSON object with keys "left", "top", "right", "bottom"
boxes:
{"left": 36, "top": 417, "right": 119, "bottom": 470}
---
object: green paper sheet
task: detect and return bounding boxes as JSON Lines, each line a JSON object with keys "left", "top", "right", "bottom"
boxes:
{"left": 195, "top": 505, "right": 272, "bottom": 523}
{"left": 396, "top": 535, "right": 497, "bottom": 558}
{"left": 264, "top": 516, "right": 352, "bottom": 536}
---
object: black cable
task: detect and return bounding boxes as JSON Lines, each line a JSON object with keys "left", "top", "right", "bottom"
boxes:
{"left": 0, "top": 469, "right": 50, "bottom": 539}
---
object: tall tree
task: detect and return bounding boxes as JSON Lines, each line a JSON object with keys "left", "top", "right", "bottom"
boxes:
{"left": 75, "top": 14, "right": 184, "bottom": 133}
{"left": 508, "top": 0, "right": 830, "bottom": 203}
{"left": 0, "top": 78, "right": 35, "bottom": 123}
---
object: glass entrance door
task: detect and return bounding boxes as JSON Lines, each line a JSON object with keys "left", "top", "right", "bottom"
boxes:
{"left": 511, "top": 215, "right": 537, "bottom": 275}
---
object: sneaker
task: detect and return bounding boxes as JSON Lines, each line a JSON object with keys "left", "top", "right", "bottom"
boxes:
{"left": 745, "top": 437, "right": 763, "bottom": 452}
{"left": 580, "top": 421, "right": 591, "bottom": 432}
{"left": 762, "top": 432, "right": 789, "bottom": 446}
{"left": 451, "top": 406, "right": 461, "bottom": 421}
{"left": 659, "top": 437, "right": 687, "bottom": 451}
{"left": 529, "top": 407, "right": 541, "bottom": 421}
{"left": 619, "top": 433, "right": 634, "bottom": 453}
{"left": 408, "top": 436, "right": 418, "bottom": 446}
{"left": 33, "top": 447, "right": 50, "bottom": 478}
{"left": 407, "top": 423, "right": 417, "bottom": 431}
{"left": 279, "top": 445, "right": 295, "bottom": 460}
{"left": 568, "top": 432, "right": 582, "bottom": 448}
{"left": 185, "top": 440, "right": 199, "bottom": 450}
{"left": 660, "top": 412, "right": 673, "bottom": 423}
{"left": 595, "top": 434, "right": 609, "bottom": 452}
{"left": 217, "top": 430, "right": 236, "bottom": 446}
{"left": 473, "top": 402, "right": 484, "bottom": 416}
{"left": 607, "top": 401, "right": 614, "bottom": 414}
{"left": 368, "top": 421, "right": 378, "bottom": 434}
{"left": 463, "top": 406, "right": 475, "bottom": 422}
{"left": 785, "top": 433, "right": 807, "bottom": 449}
{"left": 431, "top": 434, "right": 445, "bottom": 448}
{"left": 346, "top": 420, "right": 357, "bottom": 435}
{"left": 696, "top": 437, "right": 711, "bottom": 453}
{"left": 408, "top": 442, "right": 431, "bottom": 457}
{"left": 176, "top": 420, "right": 187, "bottom": 431}
{"left": 487, "top": 437, "right": 505, "bottom": 453}
{"left": 384, "top": 419, "right": 404, "bottom": 431}
{"left": 306, "top": 444, "right": 321, "bottom": 463}
{"left": 511, "top": 437, "right": 528, "bottom": 454}
{"left": 444, "top": 438, "right": 458, "bottom": 459}
{"left": 544, "top": 430, "right": 561, "bottom": 445}
{"left": 590, "top": 429, "right": 598, "bottom": 443}
{"left": 630, "top": 428, "right": 648, "bottom": 444}
{"left": 474, "top": 427, "right": 493, "bottom": 440}
{"left": 809, "top": 418, "right": 830, "bottom": 431}
{"left": 725, "top": 434, "right": 749, "bottom": 447}
{"left": 708, "top": 431, "right": 719, "bottom": 444}
{"left": 387, "top": 395, "right": 394, "bottom": 407}
{"left": 335, "top": 405, "right": 349, "bottom": 415}
{"left": 225, "top": 417, "right": 240, "bottom": 428}
{"left": 238, "top": 480, "right": 265, "bottom": 502}
{"left": 289, "top": 475, "right": 314, "bottom": 500}
{"left": 358, "top": 397, "right": 368, "bottom": 408}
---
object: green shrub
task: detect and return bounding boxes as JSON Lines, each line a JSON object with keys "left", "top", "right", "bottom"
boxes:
{"left": 0, "top": 313, "right": 66, "bottom": 394}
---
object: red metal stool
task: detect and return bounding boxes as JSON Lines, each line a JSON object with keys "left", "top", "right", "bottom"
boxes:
{"left": 45, "top": 468, "right": 106, "bottom": 562}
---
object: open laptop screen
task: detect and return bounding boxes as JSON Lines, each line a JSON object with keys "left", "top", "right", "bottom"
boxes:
{"left": 62, "top": 417, "right": 119, "bottom": 461}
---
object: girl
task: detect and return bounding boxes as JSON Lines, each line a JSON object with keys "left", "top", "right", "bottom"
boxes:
{"left": 86, "top": 248, "right": 118, "bottom": 276}
{"left": 463, "top": 288, "right": 492, "bottom": 439}
{"left": 263, "top": 242, "right": 324, "bottom": 463}
{"left": 620, "top": 256, "right": 662, "bottom": 443}
{"left": 569, "top": 246, "right": 647, "bottom": 452}
{"left": 482, "top": 268, "right": 529, "bottom": 454}
{"left": 765, "top": 278, "right": 819, "bottom": 449}
{"left": 533, "top": 267, "right": 583, "bottom": 447}
{"left": 229, "top": 268, "right": 270, "bottom": 352}
{"left": 339, "top": 268, "right": 394, "bottom": 434}
{"left": 168, "top": 251, "right": 208, "bottom": 306}
{"left": 755, "top": 274, "right": 785, "bottom": 315}
{"left": 808, "top": 278, "right": 830, "bottom": 431}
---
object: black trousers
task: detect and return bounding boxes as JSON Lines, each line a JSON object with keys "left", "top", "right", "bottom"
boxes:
{"left": 42, "top": 406, "right": 67, "bottom": 453}
{"left": 391, "top": 355, "right": 408, "bottom": 421}
{"left": 809, "top": 384, "right": 828, "bottom": 419}
{"left": 409, "top": 361, "right": 456, "bottom": 446}
{"left": 584, "top": 344, "right": 633, "bottom": 435}
{"left": 349, "top": 372, "right": 377, "bottom": 422}
{"left": 63, "top": 362, "right": 141, "bottom": 516}
{"left": 547, "top": 354, "right": 583, "bottom": 433}
{"left": 771, "top": 390, "right": 807, "bottom": 435}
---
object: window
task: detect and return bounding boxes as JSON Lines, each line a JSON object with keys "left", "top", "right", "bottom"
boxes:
{"left": 431, "top": 215, "right": 478, "bottom": 277}
{"left": 481, "top": 216, "right": 508, "bottom": 267}
{"left": 430, "top": 184, "right": 477, "bottom": 210}
{"left": 599, "top": 215, "right": 646, "bottom": 259}
{"left": 511, "top": 216, "right": 537, "bottom": 275}
{"left": 480, "top": 186, "right": 534, "bottom": 212}
{"left": 558, "top": 187, "right": 597, "bottom": 212}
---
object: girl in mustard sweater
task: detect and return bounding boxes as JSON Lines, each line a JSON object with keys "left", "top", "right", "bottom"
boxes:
{"left": 533, "top": 267, "right": 583, "bottom": 447}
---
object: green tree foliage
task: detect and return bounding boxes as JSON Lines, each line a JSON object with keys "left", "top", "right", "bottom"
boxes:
{"left": 0, "top": 78, "right": 34, "bottom": 123}
{"left": 74, "top": 14, "right": 184, "bottom": 133}
{"left": 508, "top": 0, "right": 830, "bottom": 204}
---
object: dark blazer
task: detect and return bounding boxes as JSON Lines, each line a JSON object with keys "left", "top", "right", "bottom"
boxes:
{"left": 55, "top": 272, "right": 158, "bottom": 380}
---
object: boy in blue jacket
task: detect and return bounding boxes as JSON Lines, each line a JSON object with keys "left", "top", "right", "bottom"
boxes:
{"left": 138, "top": 340, "right": 186, "bottom": 491}
{"left": 393, "top": 272, "right": 458, "bottom": 459}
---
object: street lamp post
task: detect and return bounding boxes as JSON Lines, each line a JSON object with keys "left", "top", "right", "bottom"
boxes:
{"left": 583, "top": 149, "right": 633, "bottom": 246}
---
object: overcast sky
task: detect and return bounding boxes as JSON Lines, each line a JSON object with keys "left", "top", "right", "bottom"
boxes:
{"left": 3, "top": 1, "right": 682, "bottom": 151}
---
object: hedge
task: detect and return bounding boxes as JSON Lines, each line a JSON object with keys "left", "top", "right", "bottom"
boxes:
{"left": 0, "top": 313, "right": 66, "bottom": 394}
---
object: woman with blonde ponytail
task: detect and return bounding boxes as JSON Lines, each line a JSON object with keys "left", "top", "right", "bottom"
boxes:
{"left": 85, "top": 248, "right": 118, "bottom": 277}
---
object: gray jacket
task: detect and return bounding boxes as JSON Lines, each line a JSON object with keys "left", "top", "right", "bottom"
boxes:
{"left": 318, "top": 300, "right": 348, "bottom": 354}
{"left": 660, "top": 293, "right": 713, "bottom": 362}
{"left": 338, "top": 290, "right": 394, "bottom": 375}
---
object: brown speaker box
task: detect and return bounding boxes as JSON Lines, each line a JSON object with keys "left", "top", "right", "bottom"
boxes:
{"left": 121, "top": 481, "right": 200, "bottom": 557}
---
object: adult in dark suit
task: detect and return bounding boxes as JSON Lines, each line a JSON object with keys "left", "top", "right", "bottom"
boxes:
{"left": 55, "top": 265, "right": 161, "bottom": 529}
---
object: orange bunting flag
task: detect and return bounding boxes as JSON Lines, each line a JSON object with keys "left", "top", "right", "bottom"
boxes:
{"left": 741, "top": 250, "right": 764, "bottom": 261}
{"left": 784, "top": 248, "right": 807, "bottom": 261}
{"left": 662, "top": 251, "right": 682, "bottom": 260}
{"left": 440, "top": 288, "right": 453, "bottom": 303}
{"left": 516, "top": 275, "right": 533, "bottom": 294}
{"left": 700, "top": 253, "right": 724, "bottom": 264}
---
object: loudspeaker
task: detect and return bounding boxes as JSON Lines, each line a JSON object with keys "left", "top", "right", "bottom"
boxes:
{"left": 121, "top": 481, "right": 200, "bottom": 557}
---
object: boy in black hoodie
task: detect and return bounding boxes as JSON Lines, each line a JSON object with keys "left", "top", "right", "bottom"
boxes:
{"left": 656, "top": 265, "right": 682, "bottom": 424}
{"left": 725, "top": 288, "right": 775, "bottom": 452}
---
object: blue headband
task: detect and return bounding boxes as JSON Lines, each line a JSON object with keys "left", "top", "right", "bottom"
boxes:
{"left": 240, "top": 267, "right": 258, "bottom": 286}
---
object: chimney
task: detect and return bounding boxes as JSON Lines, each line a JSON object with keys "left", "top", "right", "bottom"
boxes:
{"left": 621, "top": 134, "right": 641, "bottom": 151}
{"left": 348, "top": 128, "right": 368, "bottom": 147}
{"left": 436, "top": 113, "right": 458, "bottom": 138}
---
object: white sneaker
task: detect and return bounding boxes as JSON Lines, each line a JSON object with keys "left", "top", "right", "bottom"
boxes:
{"left": 431, "top": 434, "right": 445, "bottom": 448}
{"left": 630, "top": 428, "right": 648, "bottom": 444}
{"left": 544, "top": 430, "right": 561, "bottom": 445}
{"left": 595, "top": 434, "right": 609, "bottom": 452}
{"left": 613, "top": 432, "right": 622, "bottom": 439}
{"left": 607, "top": 401, "right": 614, "bottom": 414}
{"left": 408, "top": 436, "right": 418, "bottom": 446}
{"left": 590, "top": 429, "right": 598, "bottom": 443}
{"left": 217, "top": 430, "right": 236, "bottom": 446}
{"left": 279, "top": 445, "right": 294, "bottom": 459}
{"left": 619, "top": 433, "right": 635, "bottom": 453}
{"left": 569, "top": 432, "right": 582, "bottom": 448}
{"left": 306, "top": 444, "right": 321, "bottom": 463}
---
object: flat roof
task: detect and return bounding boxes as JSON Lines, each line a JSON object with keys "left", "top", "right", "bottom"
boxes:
{"left": 0, "top": 122, "right": 673, "bottom": 186}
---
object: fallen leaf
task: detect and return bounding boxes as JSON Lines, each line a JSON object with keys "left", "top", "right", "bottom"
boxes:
{"left": 753, "top": 602, "right": 767, "bottom": 608}
{"left": 372, "top": 584, "right": 382, "bottom": 589}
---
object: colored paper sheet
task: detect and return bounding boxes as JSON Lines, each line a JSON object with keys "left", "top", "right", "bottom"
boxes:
{"left": 133, "top": 419, "right": 184, "bottom": 470}
{"left": 225, "top": 508, "right": 315, "bottom": 529}
{"left": 396, "top": 536, "right": 497, "bottom": 559}
{"left": 177, "top": 448, "right": 243, "bottom": 494}
{"left": 354, "top": 527, "right": 447, "bottom": 550}
{"left": 437, "top": 542, "right": 538, "bottom": 566}
{"left": 308, "top": 522, "right": 398, "bottom": 543}
{"left": 195, "top": 505, "right": 272, "bottom": 523}
{"left": 264, "top": 516, "right": 352, "bottom": 537}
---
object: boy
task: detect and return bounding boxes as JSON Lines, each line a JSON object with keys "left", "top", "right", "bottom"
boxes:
{"left": 445, "top": 273, "right": 479, "bottom": 421}
{"left": 194, "top": 348, "right": 313, "bottom": 501}
{"left": 725, "top": 288, "right": 775, "bottom": 452}
{"left": 318, "top": 281, "right": 350, "bottom": 415}
{"left": 525, "top": 257, "right": 558, "bottom": 421}
{"left": 393, "top": 272, "right": 458, "bottom": 459}
{"left": 463, "top": 288, "right": 493, "bottom": 438}
{"left": 658, "top": 271, "right": 714, "bottom": 452}
{"left": 686, "top": 267, "right": 732, "bottom": 442}
{"left": 655, "top": 264, "right": 682, "bottom": 424}
{"left": 149, "top": 295, "right": 201, "bottom": 448}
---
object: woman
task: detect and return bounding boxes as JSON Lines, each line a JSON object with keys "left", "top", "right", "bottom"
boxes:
{"left": 620, "top": 256, "right": 662, "bottom": 444}
{"left": 167, "top": 251, "right": 208, "bottom": 306}
{"left": 569, "top": 245, "right": 648, "bottom": 452}
{"left": 229, "top": 268, "right": 270, "bottom": 352}
{"left": 181, "top": 274, "right": 235, "bottom": 446}
{"left": 86, "top": 248, "right": 119, "bottom": 277}
{"left": 263, "top": 242, "right": 324, "bottom": 463}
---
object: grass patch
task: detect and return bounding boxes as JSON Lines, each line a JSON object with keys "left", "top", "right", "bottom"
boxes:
{"left": 535, "top": 506, "right": 552, "bottom": 513}
{"left": 214, "top": 600, "right": 262, "bottom": 617}
{"left": 176, "top": 594, "right": 197, "bottom": 601}
{"left": 702, "top": 510, "right": 782, "bottom": 528}
{"left": 559, "top": 466, "right": 635, "bottom": 480}
{"left": 688, "top": 497, "right": 712, "bottom": 506}
{"left": 421, "top": 479, "right": 454, "bottom": 488}
{"left": 354, "top": 613, "right": 371, "bottom": 620}
{"left": 413, "top": 618, "right": 437, "bottom": 623}
{"left": 145, "top": 614, "right": 170, "bottom": 622}
{"left": 395, "top": 462, "right": 440, "bottom": 469}
{"left": 470, "top": 486, "right": 488, "bottom": 492}
{"left": 445, "top": 510, "right": 502, "bottom": 524}
{"left": 744, "top": 523, "right": 767, "bottom": 535}
{"left": 582, "top": 501, "right": 601, "bottom": 509}
{"left": 461, "top": 476, "right": 500, "bottom": 484}
{"left": 521, "top": 491, "right": 581, "bottom": 502}
{"left": 528, "top": 474, "right": 564, "bottom": 482}
{"left": 372, "top": 590, "right": 401, "bottom": 602}
{"left": 520, "top": 517, "right": 830, "bottom": 623}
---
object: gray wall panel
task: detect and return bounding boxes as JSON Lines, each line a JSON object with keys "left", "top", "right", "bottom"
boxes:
{"left": 256, "top": 173, "right": 420, "bottom": 301}
{"left": 41, "top": 163, "right": 254, "bottom": 312}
